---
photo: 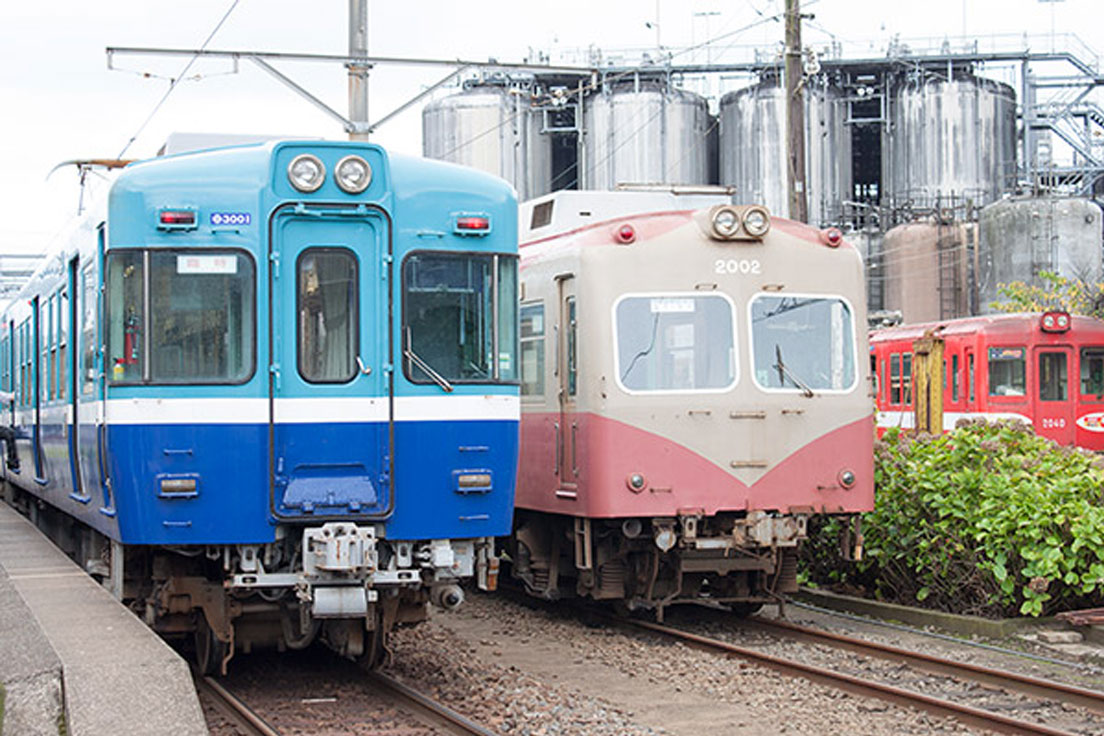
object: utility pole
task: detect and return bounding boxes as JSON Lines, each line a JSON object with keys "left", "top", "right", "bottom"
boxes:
{"left": 784, "top": 0, "right": 808, "bottom": 223}
{"left": 348, "top": 0, "right": 370, "bottom": 140}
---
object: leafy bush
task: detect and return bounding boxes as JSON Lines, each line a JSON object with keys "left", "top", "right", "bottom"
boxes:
{"left": 802, "top": 420, "right": 1104, "bottom": 618}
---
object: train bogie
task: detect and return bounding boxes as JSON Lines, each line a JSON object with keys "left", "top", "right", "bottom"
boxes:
{"left": 511, "top": 190, "right": 873, "bottom": 618}
{"left": 1, "top": 141, "right": 519, "bottom": 672}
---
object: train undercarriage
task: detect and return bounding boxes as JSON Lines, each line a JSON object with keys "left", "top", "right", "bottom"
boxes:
{"left": 509, "top": 509, "right": 808, "bottom": 620}
{"left": 4, "top": 482, "right": 496, "bottom": 675}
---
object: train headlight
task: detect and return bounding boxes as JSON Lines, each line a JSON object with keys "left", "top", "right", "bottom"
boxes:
{"left": 742, "top": 206, "right": 771, "bottom": 237}
{"left": 288, "top": 154, "right": 325, "bottom": 193}
{"left": 711, "top": 207, "right": 740, "bottom": 238}
{"left": 335, "top": 155, "right": 372, "bottom": 194}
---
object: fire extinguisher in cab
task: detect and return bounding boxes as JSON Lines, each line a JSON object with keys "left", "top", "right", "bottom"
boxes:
{"left": 123, "top": 307, "right": 140, "bottom": 365}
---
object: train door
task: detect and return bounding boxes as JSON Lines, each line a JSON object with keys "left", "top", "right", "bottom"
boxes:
{"left": 1035, "top": 345, "right": 1075, "bottom": 445}
{"left": 31, "top": 297, "right": 44, "bottom": 482}
{"left": 555, "top": 275, "right": 578, "bottom": 494}
{"left": 269, "top": 207, "right": 392, "bottom": 519}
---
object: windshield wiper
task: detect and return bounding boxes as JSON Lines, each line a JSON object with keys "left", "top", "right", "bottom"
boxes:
{"left": 774, "top": 344, "right": 815, "bottom": 398}
{"left": 404, "top": 329, "right": 454, "bottom": 393}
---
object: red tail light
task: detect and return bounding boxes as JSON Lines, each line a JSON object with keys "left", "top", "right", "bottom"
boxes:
{"left": 455, "top": 215, "right": 491, "bottom": 234}
{"left": 158, "top": 209, "right": 197, "bottom": 229}
{"left": 821, "top": 227, "right": 843, "bottom": 247}
{"left": 614, "top": 223, "right": 636, "bottom": 244}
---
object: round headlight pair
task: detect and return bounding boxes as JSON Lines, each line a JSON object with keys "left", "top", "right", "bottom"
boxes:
{"left": 710, "top": 205, "right": 771, "bottom": 239}
{"left": 287, "top": 154, "right": 372, "bottom": 194}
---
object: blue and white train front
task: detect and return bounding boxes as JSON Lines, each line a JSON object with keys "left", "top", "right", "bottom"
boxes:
{"left": 89, "top": 142, "right": 519, "bottom": 671}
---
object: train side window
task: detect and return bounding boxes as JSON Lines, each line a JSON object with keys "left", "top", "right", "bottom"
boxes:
{"left": 1081, "top": 347, "right": 1104, "bottom": 400}
{"left": 1038, "top": 352, "right": 1068, "bottom": 402}
{"left": 105, "top": 251, "right": 145, "bottom": 383}
{"left": 520, "top": 302, "right": 545, "bottom": 398}
{"left": 566, "top": 296, "right": 577, "bottom": 396}
{"left": 902, "top": 352, "right": 912, "bottom": 405}
{"left": 870, "top": 354, "right": 878, "bottom": 396}
{"left": 298, "top": 248, "right": 357, "bottom": 384}
{"left": 58, "top": 288, "right": 67, "bottom": 400}
{"left": 968, "top": 353, "right": 975, "bottom": 403}
{"left": 987, "top": 347, "right": 1026, "bottom": 397}
{"left": 890, "top": 353, "right": 901, "bottom": 404}
{"left": 81, "top": 264, "right": 97, "bottom": 395}
{"left": 951, "top": 354, "right": 959, "bottom": 402}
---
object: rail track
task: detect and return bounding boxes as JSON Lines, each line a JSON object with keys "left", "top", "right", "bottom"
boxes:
{"left": 363, "top": 669, "right": 503, "bottom": 736}
{"left": 605, "top": 610, "right": 1104, "bottom": 736}
{"left": 194, "top": 669, "right": 280, "bottom": 736}
{"left": 195, "top": 659, "right": 501, "bottom": 736}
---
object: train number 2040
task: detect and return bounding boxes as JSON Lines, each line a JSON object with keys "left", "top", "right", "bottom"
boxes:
{"left": 714, "top": 259, "right": 762, "bottom": 275}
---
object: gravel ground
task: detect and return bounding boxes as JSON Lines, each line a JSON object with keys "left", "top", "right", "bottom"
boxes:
{"left": 200, "top": 591, "right": 1104, "bottom": 735}
{"left": 405, "top": 592, "right": 982, "bottom": 735}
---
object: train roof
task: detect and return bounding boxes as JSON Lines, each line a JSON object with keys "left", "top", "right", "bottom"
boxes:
{"left": 519, "top": 188, "right": 736, "bottom": 243}
{"left": 869, "top": 311, "right": 1104, "bottom": 343}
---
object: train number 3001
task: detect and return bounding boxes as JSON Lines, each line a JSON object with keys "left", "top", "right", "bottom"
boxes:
{"left": 714, "top": 259, "right": 762, "bottom": 275}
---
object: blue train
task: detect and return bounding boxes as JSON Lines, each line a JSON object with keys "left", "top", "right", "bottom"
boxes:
{"left": 1, "top": 140, "right": 520, "bottom": 673}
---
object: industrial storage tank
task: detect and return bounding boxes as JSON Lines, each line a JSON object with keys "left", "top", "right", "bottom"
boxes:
{"left": 884, "top": 75, "right": 1016, "bottom": 213}
{"left": 423, "top": 81, "right": 552, "bottom": 200}
{"left": 581, "top": 78, "right": 711, "bottom": 189}
{"left": 977, "top": 196, "right": 1104, "bottom": 311}
{"left": 882, "top": 219, "right": 975, "bottom": 324}
{"left": 718, "top": 77, "right": 852, "bottom": 226}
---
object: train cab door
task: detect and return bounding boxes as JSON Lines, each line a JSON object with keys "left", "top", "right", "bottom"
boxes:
{"left": 1035, "top": 345, "right": 1075, "bottom": 445}
{"left": 268, "top": 206, "right": 393, "bottom": 520}
{"left": 554, "top": 275, "right": 578, "bottom": 496}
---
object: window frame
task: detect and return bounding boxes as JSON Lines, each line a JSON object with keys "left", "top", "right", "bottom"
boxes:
{"left": 747, "top": 292, "right": 859, "bottom": 396}
{"left": 612, "top": 291, "right": 739, "bottom": 396}
{"left": 986, "top": 345, "right": 1027, "bottom": 400}
{"left": 1080, "top": 346, "right": 1104, "bottom": 402}
{"left": 519, "top": 300, "right": 546, "bottom": 400}
{"left": 399, "top": 249, "right": 520, "bottom": 388}
{"left": 295, "top": 246, "right": 360, "bottom": 385}
{"left": 105, "top": 247, "right": 257, "bottom": 387}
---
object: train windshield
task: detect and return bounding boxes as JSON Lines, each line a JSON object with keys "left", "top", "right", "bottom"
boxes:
{"left": 106, "top": 250, "right": 255, "bottom": 384}
{"left": 1081, "top": 348, "right": 1104, "bottom": 401}
{"left": 402, "top": 252, "right": 518, "bottom": 385}
{"left": 614, "top": 294, "right": 737, "bottom": 393}
{"left": 750, "top": 295, "right": 856, "bottom": 393}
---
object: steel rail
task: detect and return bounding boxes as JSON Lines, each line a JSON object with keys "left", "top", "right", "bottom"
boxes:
{"left": 747, "top": 615, "right": 1104, "bottom": 715}
{"left": 613, "top": 615, "right": 1082, "bottom": 736}
{"left": 365, "top": 670, "right": 501, "bottom": 736}
{"left": 193, "top": 670, "right": 281, "bottom": 736}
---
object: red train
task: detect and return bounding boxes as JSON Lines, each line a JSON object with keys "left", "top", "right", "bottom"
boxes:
{"left": 870, "top": 311, "right": 1104, "bottom": 450}
{"left": 509, "top": 189, "right": 874, "bottom": 618}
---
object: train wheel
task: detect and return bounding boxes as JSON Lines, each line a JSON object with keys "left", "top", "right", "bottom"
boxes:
{"left": 195, "top": 615, "right": 228, "bottom": 676}
{"left": 729, "top": 603, "right": 763, "bottom": 617}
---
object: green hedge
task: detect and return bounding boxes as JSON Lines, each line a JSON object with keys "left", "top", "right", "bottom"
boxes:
{"left": 803, "top": 420, "right": 1104, "bottom": 618}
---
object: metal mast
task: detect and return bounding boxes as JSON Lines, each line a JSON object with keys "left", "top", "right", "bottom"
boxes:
{"left": 784, "top": 0, "right": 808, "bottom": 222}
{"left": 348, "top": 0, "right": 370, "bottom": 140}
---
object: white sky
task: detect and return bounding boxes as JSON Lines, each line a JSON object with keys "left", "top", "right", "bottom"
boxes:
{"left": 2, "top": 0, "right": 1102, "bottom": 255}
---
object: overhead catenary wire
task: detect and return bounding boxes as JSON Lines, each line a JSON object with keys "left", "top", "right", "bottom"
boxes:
{"left": 116, "top": 0, "right": 242, "bottom": 159}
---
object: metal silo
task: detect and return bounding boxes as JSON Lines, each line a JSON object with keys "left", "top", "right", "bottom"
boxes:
{"left": 422, "top": 82, "right": 552, "bottom": 200}
{"left": 718, "top": 77, "right": 851, "bottom": 226}
{"left": 581, "top": 78, "right": 711, "bottom": 189}
{"left": 977, "top": 196, "right": 1104, "bottom": 311}
{"left": 884, "top": 75, "right": 1016, "bottom": 213}
{"left": 882, "top": 220, "right": 974, "bottom": 324}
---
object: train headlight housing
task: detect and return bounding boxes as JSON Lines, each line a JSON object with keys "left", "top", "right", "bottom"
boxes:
{"left": 335, "top": 155, "right": 372, "bottom": 194}
{"left": 711, "top": 207, "right": 740, "bottom": 238}
{"left": 288, "top": 154, "right": 325, "bottom": 193}
{"left": 742, "top": 206, "right": 771, "bottom": 237}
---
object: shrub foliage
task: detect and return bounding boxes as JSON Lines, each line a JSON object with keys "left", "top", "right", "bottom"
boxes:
{"left": 803, "top": 421, "right": 1104, "bottom": 618}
